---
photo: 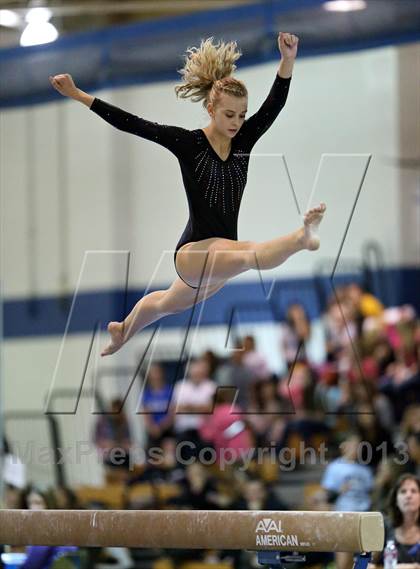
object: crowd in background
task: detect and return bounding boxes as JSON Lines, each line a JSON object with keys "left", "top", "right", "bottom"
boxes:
{"left": 2, "top": 282, "right": 420, "bottom": 569}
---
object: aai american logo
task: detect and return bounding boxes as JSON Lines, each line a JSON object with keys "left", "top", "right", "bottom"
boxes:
{"left": 255, "top": 518, "right": 299, "bottom": 547}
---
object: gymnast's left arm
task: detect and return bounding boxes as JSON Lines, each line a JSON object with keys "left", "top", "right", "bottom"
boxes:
{"left": 241, "top": 32, "right": 298, "bottom": 147}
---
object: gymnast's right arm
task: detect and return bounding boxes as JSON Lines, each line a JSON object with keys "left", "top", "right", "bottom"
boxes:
{"left": 48, "top": 73, "right": 187, "bottom": 155}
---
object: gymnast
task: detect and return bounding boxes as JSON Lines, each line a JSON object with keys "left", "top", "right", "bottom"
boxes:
{"left": 49, "top": 32, "right": 326, "bottom": 357}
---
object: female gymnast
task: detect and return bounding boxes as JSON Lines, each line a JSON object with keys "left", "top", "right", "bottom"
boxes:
{"left": 49, "top": 32, "right": 326, "bottom": 357}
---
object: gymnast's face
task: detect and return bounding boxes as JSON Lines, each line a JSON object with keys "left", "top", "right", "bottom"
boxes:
{"left": 208, "top": 94, "right": 248, "bottom": 138}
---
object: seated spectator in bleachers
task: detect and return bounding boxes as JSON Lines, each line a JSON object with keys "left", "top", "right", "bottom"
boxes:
{"left": 247, "top": 378, "right": 287, "bottom": 447}
{"left": 346, "top": 283, "right": 384, "bottom": 326}
{"left": 278, "top": 361, "right": 315, "bottom": 413}
{"left": 20, "top": 487, "right": 78, "bottom": 569}
{"left": 400, "top": 405, "right": 420, "bottom": 441}
{"left": 351, "top": 402, "right": 394, "bottom": 471}
{"left": 278, "top": 371, "right": 332, "bottom": 460}
{"left": 324, "top": 294, "right": 357, "bottom": 369}
{"left": 321, "top": 431, "right": 374, "bottom": 513}
{"left": 170, "top": 462, "right": 222, "bottom": 510}
{"left": 372, "top": 459, "right": 398, "bottom": 513}
{"left": 202, "top": 349, "right": 221, "bottom": 380}
{"left": 128, "top": 436, "right": 186, "bottom": 485}
{"left": 370, "top": 474, "right": 420, "bottom": 568}
{"left": 338, "top": 373, "right": 395, "bottom": 434}
{"left": 164, "top": 464, "right": 224, "bottom": 566}
{"left": 373, "top": 338, "right": 397, "bottom": 377}
{"left": 170, "top": 357, "right": 216, "bottom": 461}
{"left": 226, "top": 474, "right": 290, "bottom": 569}
{"left": 93, "top": 397, "right": 132, "bottom": 473}
{"left": 372, "top": 426, "right": 420, "bottom": 510}
{"left": 242, "top": 335, "right": 271, "bottom": 380}
{"left": 321, "top": 431, "right": 374, "bottom": 569}
{"left": 281, "top": 303, "right": 312, "bottom": 365}
{"left": 215, "top": 340, "right": 255, "bottom": 410}
{"left": 51, "top": 485, "right": 80, "bottom": 510}
{"left": 404, "top": 429, "right": 420, "bottom": 478}
{"left": 379, "top": 344, "right": 420, "bottom": 423}
{"left": 234, "top": 474, "right": 288, "bottom": 511}
{"left": 141, "top": 362, "right": 173, "bottom": 446}
{"left": 314, "top": 362, "right": 343, "bottom": 417}
{"left": 200, "top": 388, "right": 253, "bottom": 466}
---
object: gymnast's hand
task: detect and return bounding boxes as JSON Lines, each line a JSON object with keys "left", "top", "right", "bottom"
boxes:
{"left": 278, "top": 32, "right": 299, "bottom": 61}
{"left": 49, "top": 73, "right": 79, "bottom": 99}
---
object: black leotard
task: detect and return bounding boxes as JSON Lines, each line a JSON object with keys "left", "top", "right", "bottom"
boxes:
{"left": 90, "top": 74, "right": 291, "bottom": 286}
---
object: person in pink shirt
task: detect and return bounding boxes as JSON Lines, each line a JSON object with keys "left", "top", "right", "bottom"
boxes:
{"left": 200, "top": 390, "right": 252, "bottom": 465}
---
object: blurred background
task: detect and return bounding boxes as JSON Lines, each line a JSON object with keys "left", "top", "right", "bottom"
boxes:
{"left": 0, "top": 1, "right": 419, "bottom": 568}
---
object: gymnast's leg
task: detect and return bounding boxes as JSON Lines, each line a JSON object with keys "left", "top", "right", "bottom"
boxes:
{"left": 101, "top": 277, "right": 227, "bottom": 356}
{"left": 101, "top": 204, "right": 325, "bottom": 356}
{"left": 176, "top": 203, "right": 326, "bottom": 287}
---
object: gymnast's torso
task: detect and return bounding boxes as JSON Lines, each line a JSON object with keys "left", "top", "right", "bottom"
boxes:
{"left": 90, "top": 74, "right": 291, "bottom": 252}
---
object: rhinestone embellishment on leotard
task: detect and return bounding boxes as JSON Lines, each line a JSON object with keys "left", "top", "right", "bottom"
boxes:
{"left": 194, "top": 148, "right": 248, "bottom": 214}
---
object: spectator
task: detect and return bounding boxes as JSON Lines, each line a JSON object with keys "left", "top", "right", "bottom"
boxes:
{"left": 93, "top": 398, "right": 132, "bottom": 477}
{"left": 228, "top": 476, "right": 289, "bottom": 569}
{"left": 215, "top": 340, "right": 255, "bottom": 409}
{"left": 171, "top": 463, "right": 221, "bottom": 510}
{"left": 129, "top": 436, "right": 186, "bottom": 485}
{"left": 281, "top": 303, "right": 312, "bottom": 365}
{"left": 170, "top": 357, "right": 216, "bottom": 461}
{"left": 247, "top": 378, "right": 287, "bottom": 447}
{"left": 234, "top": 474, "right": 288, "bottom": 511}
{"left": 51, "top": 486, "right": 80, "bottom": 510}
{"left": 346, "top": 283, "right": 384, "bottom": 324}
{"left": 372, "top": 459, "right": 398, "bottom": 513}
{"left": 404, "top": 430, "right": 420, "bottom": 478}
{"left": 200, "top": 389, "right": 253, "bottom": 466}
{"left": 242, "top": 335, "right": 271, "bottom": 380}
{"left": 20, "top": 487, "right": 77, "bottom": 569}
{"left": 351, "top": 402, "right": 394, "bottom": 470}
{"left": 371, "top": 474, "right": 420, "bottom": 568}
{"left": 202, "top": 349, "right": 221, "bottom": 379}
{"left": 141, "top": 362, "right": 173, "bottom": 445}
{"left": 321, "top": 431, "right": 374, "bottom": 569}
{"left": 321, "top": 431, "right": 374, "bottom": 512}
{"left": 400, "top": 406, "right": 420, "bottom": 441}
{"left": 324, "top": 295, "right": 357, "bottom": 369}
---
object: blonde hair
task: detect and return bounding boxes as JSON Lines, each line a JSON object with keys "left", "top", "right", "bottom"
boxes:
{"left": 175, "top": 37, "right": 248, "bottom": 109}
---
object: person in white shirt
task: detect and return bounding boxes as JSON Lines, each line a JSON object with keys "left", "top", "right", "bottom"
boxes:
{"left": 170, "top": 357, "right": 217, "bottom": 462}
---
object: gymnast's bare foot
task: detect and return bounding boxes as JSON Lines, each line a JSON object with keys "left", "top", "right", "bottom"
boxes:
{"left": 101, "top": 321, "right": 124, "bottom": 356}
{"left": 301, "top": 202, "right": 326, "bottom": 251}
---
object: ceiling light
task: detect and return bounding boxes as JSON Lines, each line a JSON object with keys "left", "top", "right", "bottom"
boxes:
{"left": 0, "top": 9, "right": 21, "bottom": 27}
{"left": 323, "top": 0, "right": 367, "bottom": 12}
{"left": 25, "top": 7, "right": 53, "bottom": 24}
{"left": 20, "top": 21, "right": 58, "bottom": 46}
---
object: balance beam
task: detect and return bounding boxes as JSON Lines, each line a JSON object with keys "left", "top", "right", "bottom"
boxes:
{"left": 0, "top": 510, "right": 384, "bottom": 552}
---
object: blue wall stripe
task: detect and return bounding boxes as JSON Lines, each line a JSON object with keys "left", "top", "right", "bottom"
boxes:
{"left": 3, "top": 268, "right": 419, "bottom": 339}
{"left": 0, "top": 0, "right": 330, "bottom": 60}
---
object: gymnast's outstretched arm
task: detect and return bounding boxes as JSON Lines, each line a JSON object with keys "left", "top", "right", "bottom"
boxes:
{"left": 240, "top": 32, "right": 298, "bottom": 149}
{"left": 49, "top": 73, "right": 190, "bottom": 155}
